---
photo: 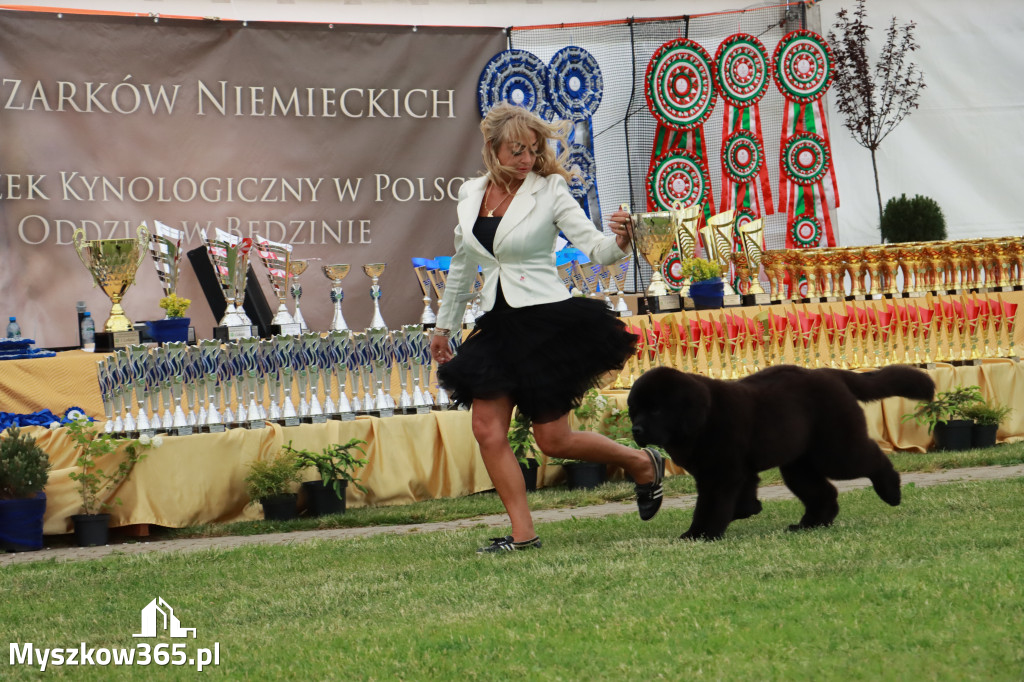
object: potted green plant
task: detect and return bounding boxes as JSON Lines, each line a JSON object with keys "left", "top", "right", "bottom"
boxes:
{"left": 681, "top": 258, "right": 725, "bottom": 310}
{"left": 64, "top": 418, "right": 155, "bottom": 547}
{"left": 960, "top": 400, "right": 1012, "bottom": 449}
{"left": 244, "top": 448, "right": 302, "bottom": 521}
{"left": 508, "top": 412, "right": 541, "bottom": 491}
{"left": 0, "top": 427, "right": 52, "bottom": 552}
{"left": 902, "top": 384, "right": 983, "bottom": 452}
{"left": 286, "top": 438, "right": 368, "bottom": 516}
{"left": 146, "top": 293, "right": 192, "bottom": 343}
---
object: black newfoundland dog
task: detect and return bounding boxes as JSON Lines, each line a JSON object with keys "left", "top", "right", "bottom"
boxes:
{"left": 628, "top": 364, "right": 934, "bottom": 540}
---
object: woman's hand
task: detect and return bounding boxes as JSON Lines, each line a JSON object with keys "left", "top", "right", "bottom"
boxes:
{"left": 430, "top": 333, "right": 453, "bottom": 364}
{"left": 607, "top": 208, "right": 632, "bottom": 251}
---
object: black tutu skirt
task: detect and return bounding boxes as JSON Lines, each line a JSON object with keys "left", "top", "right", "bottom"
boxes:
{"left": 437, "top": 297, "right": 636, "bottom": 423}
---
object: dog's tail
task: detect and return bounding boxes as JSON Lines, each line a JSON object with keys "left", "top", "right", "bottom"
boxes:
{"left": 835, "top": 365, "right": 935, "bottom": 403}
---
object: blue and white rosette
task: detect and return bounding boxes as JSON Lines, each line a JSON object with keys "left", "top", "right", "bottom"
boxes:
{"left": 547, "top": 46, "right": 603, "bottom": 228}
{"left": 478, "top": 49, "right": 550, "bottom": 118}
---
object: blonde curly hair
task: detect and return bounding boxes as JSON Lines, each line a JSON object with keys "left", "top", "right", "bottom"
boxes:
{"left": 479, "top": 102, "right": 577, "bottom": 190}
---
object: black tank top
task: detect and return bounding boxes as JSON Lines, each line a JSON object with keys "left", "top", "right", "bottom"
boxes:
{"left": 472, "top": 215, "right": 510, "bottom": 310}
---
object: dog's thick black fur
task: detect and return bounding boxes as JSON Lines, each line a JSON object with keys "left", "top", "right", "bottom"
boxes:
{"left": 628, "top": 364, "right": 935, "bottom": 540}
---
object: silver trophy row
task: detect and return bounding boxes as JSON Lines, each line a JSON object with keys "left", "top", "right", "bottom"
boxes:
{"left": 96, "top": 328, "right": 462, "bottom": 436}
{"left": 557, "top": 256, "right": 632, "bottom": 315}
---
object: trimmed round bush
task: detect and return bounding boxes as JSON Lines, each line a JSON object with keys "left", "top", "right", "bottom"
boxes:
{"left": 880, "top": 193, "right": 947, "bottom": 243}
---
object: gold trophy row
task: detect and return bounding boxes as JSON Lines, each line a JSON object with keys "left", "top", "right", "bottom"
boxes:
{"left": 761, "top": 237, "right": 1024, "bottom": 302}
{"left": 609, "top": 293, "right": 1020, "bottom": 387}
{"left": 628, "top": 203, "right": 768, "bottom": 303}
{"left": 625, "top": 199, "right": 1023, "bottom": 306}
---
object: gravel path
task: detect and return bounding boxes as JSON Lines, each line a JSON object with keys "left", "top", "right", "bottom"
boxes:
{"left": 4, "top": 464, "right": 1023, "bottom": 567}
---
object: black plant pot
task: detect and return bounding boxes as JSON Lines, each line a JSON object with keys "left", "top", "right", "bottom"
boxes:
{"left": 0, "top": 491, "right": 47, "bottom": 552}
{"left": 301, "top": 480, "right": 347, "bottom": 517}
{"left": 971, "top": 423, "right": 998, "bottom": 449}
{"left": 564, "top": 461, "right": 606, "bottom": 490}
{"left": 519, "top": 460, "right": 539, "bottom": 492}
{"left": 71, "top": 513, "right": 111, "bottom": 547}
{"left": 933, "top": 419, "right": 974, "bottom": 452}
{"left": 260, "top": 493, "right": 298, "bottom": 521}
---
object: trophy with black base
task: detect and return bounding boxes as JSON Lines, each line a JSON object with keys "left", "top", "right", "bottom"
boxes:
{"left": 202, "top": 228, "right": 257, "bottom": 341}
{"left": 255, "top": 237, "right": 301, "bottom": 336}
{"left": 739, "top": 219, "right": 771, "bottom": 306}
{"left": 627, "top": 208, "right": 682, "bottom": 314}
{"left": 701, "top": 210, "right": 743, "bottom": 307}
{"left": 73, "top": 224, "right": 148, "bottom": 351}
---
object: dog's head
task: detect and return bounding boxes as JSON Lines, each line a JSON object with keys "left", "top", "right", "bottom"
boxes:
{"left": 627, "top": 366, "right": 711, "bottom": 450}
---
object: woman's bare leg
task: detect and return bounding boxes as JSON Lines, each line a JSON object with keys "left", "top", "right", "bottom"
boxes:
{"left": 532, "top": 413, "right": 656, "bottom": 484}
{"left": 471, "top": 395, "right": 536, "bottom": 542}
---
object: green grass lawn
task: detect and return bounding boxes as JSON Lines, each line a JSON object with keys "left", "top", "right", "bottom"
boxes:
{"left": 3, "top": 477, "right": 1023, "bottom": 680}
{"left": 157, "top": 440, "right": 1024, "bottom": 541}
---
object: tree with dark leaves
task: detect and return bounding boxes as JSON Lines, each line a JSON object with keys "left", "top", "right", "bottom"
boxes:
{"left": 828, "top": 0, "right": 926, "bottom": 239}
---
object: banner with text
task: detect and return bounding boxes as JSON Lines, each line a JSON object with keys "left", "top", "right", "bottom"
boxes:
{"left": 0, "top": 12, "right": 505, "bottom": 346}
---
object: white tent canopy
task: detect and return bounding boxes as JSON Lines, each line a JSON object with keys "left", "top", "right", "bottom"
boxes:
{"left": 5, "top": 0, "right": 1021, "bottom": 244}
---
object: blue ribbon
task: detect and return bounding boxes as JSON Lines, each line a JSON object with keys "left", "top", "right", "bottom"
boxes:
{"left": 0, "top": 406, "right": 92, "bottom": 431}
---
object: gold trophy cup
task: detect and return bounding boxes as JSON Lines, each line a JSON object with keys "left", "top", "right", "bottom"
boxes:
{"left": 73, "top": 224, "right": 149, "bottom": 333}
{"left": 627, "top": 208, "right": 682, "bottom": 312}
{"left": 738, "top": 219, "right": 769, "bottom": 303}
{"left": 701, "top": 210, "right": 741, "bottom": 304}
{"left": 670, "top": 202, "right": 702, "bottom": 260}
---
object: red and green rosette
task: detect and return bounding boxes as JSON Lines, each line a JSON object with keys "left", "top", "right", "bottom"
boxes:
{"left": 773, "top": 30, "right": 839, "bottom": 249}
{"left": 715, "top": 33, "right": 774, "bottom": 228}
{"left": 722, "top": 129, "right": 765, "bottom": 184}
{"left": 661, "top": 252, "right": 685, "bottom": 292}
{"left": 781, "top": 132, "right": 831, "bottom": 186}
{"left": 772, "top": 30, "right": 833, "bottom": 104}
{"left": 644, "top": 38, "right": 717, "bottom": 217}
{"left": 790, "top": 214, "right": 824, "bottom": 249}
{"left": 646, "top": 149, "right": 711, "bottom": 213}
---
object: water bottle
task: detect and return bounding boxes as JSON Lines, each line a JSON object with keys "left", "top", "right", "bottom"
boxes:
{"left": 76, "top": 301, "right": 88, "bottom": 346}
{"left": 6, "top": 316, "right": 21, "bottom": 339}
{"left": 80, "top": 312, "right": 96, "bottom": 352}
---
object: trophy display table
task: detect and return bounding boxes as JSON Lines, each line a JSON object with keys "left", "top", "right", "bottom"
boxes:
{"left": 0, "top": 350, "right": 108, "bottom": 416}
{"left": 0, "top": 288, "right": 1020, "bottom": 537}
{"left": 14, "top": 358, "right": 1024, "bottom": 537}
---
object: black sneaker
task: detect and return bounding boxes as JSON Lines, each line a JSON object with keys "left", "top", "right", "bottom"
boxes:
{"left": 476, "top": 535, "right": 542, "bottom": 554}
{"left": 635, "top": 447, "right": 665, "bottom": 521}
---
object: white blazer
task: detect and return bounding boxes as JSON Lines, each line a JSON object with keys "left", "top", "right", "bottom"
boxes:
{"left": 435, "top": 171, "right": 628, "bottom": 332}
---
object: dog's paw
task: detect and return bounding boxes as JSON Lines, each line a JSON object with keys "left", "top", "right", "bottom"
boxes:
{"left": 733, "top": 498, "right": 763, "bottom": 520}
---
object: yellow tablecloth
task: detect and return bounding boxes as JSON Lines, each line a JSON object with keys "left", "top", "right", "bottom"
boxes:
{"left": 29, "top": 410, "right": 491, "bottom": 535}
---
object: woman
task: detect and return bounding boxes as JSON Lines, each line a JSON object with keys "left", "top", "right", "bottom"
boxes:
{"left": 430, "top": 102, "right": 664, "bottom": 554}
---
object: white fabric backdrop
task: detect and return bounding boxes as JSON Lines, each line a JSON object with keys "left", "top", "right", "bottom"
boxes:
{"left": 4, "top": 0, "right": 1021, "bottom": 246}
